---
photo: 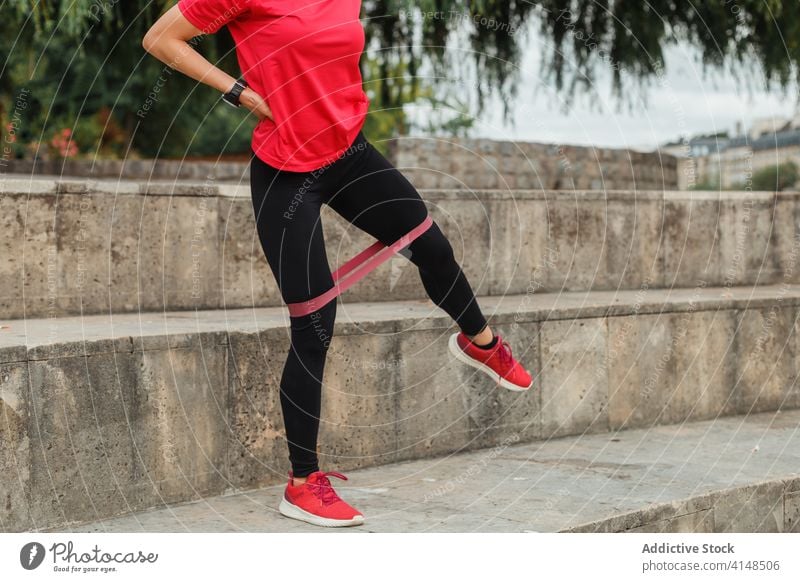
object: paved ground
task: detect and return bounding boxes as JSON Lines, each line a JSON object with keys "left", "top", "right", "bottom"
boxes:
{"left": 51, "top": 409, "right": 800, "bottom": 533}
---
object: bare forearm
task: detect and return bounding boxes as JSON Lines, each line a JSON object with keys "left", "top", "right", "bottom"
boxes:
{"left": 142, "top": 4, "right": 271, "bottom": 120}
{"left": 146, "top": 36, "right": 235, "bottom": 94}
{"left": 142, "top": 4, "right": 234, "bottom": 93}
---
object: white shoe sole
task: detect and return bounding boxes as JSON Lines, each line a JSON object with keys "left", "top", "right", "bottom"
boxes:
{"left": 278, "top": 497, "right": 365, "bottom": 528}
{"left": 448, "top": 333, "right": 532, "bottom": 392}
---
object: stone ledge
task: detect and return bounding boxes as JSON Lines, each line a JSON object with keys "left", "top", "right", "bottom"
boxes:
{"left": 564, "top": 477, "right": 798, "bottom": 533}
{"left": 0, "top": 135, "right": 677, "bottom": 191}
{"left": 0, "top": 173, "right": 791, "bottom": 200}
{"left": 4, "top": 285, "right": 800, "bottom": 357}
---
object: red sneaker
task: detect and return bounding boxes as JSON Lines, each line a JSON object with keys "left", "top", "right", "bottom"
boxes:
{"left": 448, "top": 331, "right": 533, "bottom": 391}
{"left": 278, "top": 470, "right": 365, "bottom": 527}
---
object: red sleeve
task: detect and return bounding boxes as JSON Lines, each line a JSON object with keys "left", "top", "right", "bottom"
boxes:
{"left": 177, "top": 0, "right": 250, "bottom": 34}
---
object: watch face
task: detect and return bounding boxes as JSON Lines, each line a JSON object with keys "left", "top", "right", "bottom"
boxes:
{"left": 222, "top": 95, "right": 240, "bottom": 108}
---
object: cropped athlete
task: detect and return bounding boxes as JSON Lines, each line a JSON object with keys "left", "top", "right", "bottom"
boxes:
{"left": 143, "top": 0, "right": 533, "bottom": 528}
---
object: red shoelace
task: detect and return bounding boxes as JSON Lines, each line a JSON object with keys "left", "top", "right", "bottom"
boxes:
{"left": 469, "top": 334, "right": 515, "bottom": 369}
{"left": 496, "top": 338, "right": 514, "bottom": 369}
{"left": 307, "top": 471, "right": 347, "bottom": 506}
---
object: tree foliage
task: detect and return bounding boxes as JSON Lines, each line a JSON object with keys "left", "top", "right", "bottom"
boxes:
{"left": 751, "top": 160, "right": 799, "bottom": 191}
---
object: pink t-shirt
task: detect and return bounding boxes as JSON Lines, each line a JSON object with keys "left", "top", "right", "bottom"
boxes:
{"left": 177, "top": 0, "right": 370, "bottom": 172}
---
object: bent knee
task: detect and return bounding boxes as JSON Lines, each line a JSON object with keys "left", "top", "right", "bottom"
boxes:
{"left": 408, "top": 224, "right": 456, "bottom": 267}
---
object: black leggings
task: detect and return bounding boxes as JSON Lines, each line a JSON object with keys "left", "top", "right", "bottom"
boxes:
{"left": 249, "top": 130, "right": 488, "bottom": 477}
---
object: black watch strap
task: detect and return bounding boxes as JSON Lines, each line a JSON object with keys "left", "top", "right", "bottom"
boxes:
{"left": 222, "top": 78, "right": 248, "bottom": 108}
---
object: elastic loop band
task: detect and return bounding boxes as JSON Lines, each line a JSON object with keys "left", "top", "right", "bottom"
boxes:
{"left": 286, "top": 215, "right": 434, "bottom": 317}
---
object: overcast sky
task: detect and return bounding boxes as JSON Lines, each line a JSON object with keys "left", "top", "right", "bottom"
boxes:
{"left": 411, "top": 32, "right": 798, "bottom": 151}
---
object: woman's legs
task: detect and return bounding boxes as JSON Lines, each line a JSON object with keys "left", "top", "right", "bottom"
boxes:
{"left": 249, "top": 152, "right": 337, "bottom": 479}
{"left": 248, "top": 131, "right": 493, "bottom": 480}
{"left": 323, "top": 133, "right": 490, "bottom": 337}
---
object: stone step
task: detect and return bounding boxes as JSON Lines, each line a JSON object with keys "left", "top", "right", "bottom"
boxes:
{"left": 3, "top": 175, "right": 799, "bottom": 318}
{"left": 2, "top": 284, "right": 800, "bottom": 531}
{"left": 50, "top": 410, "right": 800, "bottom": 532}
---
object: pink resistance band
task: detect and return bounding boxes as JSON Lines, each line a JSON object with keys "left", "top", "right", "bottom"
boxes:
{"left": 286, "top": 215, "right": 434, "bottom": 317}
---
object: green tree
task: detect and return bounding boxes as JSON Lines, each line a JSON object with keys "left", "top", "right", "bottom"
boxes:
{"left": 689, "top": 176, "right": 720, "bottom": 191}
{"left": 751, "top": 161, "right": 799, "bottom": 191}
{"left": 3, "top": 0, "right": 250, "bottom": 158}
{"left": 364, "top": 1, "right": 800, "bottom": 116}
{"left": 361, "top": 57, "right": 474, "bottom": 156}
{"left": 3, "top": 1, "right": 799, "bottom": 158}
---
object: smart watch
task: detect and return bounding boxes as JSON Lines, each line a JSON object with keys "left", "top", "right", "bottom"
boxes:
{"left": 222, "top": 78, "right": 248, "bottom": 108}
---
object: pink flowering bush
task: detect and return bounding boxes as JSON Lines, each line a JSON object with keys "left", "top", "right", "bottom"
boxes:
{"left": 49, "top": 128, "right": 79, "bottom": 158}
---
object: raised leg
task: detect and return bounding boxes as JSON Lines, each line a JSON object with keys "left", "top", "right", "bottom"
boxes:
{"left": 324, "top": 136, "right": 489, "bottom": 337}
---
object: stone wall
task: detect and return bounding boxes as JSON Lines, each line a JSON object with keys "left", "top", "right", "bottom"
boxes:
{"left": 1, "top": 136, "right": 678, "bottom": 191}
{"left": 386, "top": 137, "right": 678, "bottom": 191}
{"left": 1, "top": 178, "right": 795, "bottom": 319}
{"left": 1, "top": 157, "right": 250, "bottom": 182}
{"left": 0, "top": 137, "right": 684, "bottom": 320}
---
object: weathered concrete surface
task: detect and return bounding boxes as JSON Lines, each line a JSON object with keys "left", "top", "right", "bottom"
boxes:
{"left": 2, "top": 286, "right": 800, "bottom": 531}
{"left": 1, "top": 137, "right": 676, "bottom": 191}
{"left": 22, "top": 343, "right": 229, "bottom": 530}
{"left": 0, "top": 362, "right": 30, "bottom": 531}
{"left": 50, "top": 409, "right": 800, "bottom": 533}
{"left": 3, "top": 176, "right": 800, "bottom": 318}
{"left": 0, "top": 157, "right": 251, "bottom": 182}
{"left": 387, "top": 137, "right": 678, "bottom": 191}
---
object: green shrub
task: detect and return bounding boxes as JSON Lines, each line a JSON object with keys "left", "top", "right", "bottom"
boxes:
{"left": 751, "top": 161, "right": 799, "bottom": 191}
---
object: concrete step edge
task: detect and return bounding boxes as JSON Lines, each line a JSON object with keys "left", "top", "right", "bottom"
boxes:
{"left": 1, "top": 173, "right": 793, "bottom": 199}
{"left": 563, "top": 475, "right": 800, "bottom": 533}
{"left": 3, "top": 284, "right": 800, "bottom": 362}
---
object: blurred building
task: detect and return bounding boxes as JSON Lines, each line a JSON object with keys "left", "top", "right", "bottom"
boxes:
{"left": 661, "top": 114, "right": 800, "bottom": 190}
